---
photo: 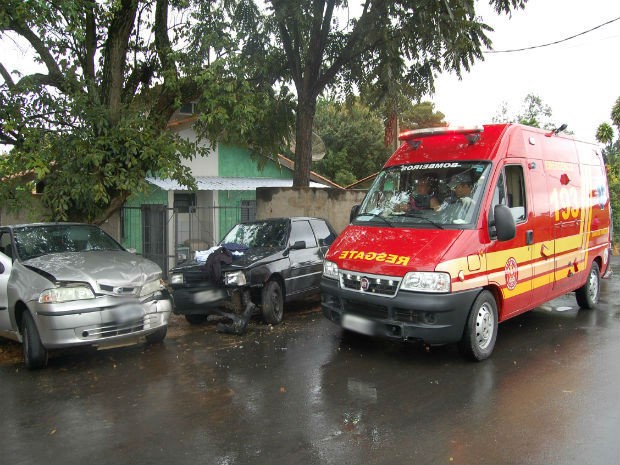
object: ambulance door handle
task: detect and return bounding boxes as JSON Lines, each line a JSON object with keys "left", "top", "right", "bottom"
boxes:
{"left": 526, "top": 230, "right": 534, "bottom": 245}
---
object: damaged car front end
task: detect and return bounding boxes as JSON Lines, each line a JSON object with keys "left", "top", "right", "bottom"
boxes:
{"left": 0, "top": 223, "right": 172, "bottom": 369}
{"left": 169, "top": 217, "right": 336, "bottom": 327}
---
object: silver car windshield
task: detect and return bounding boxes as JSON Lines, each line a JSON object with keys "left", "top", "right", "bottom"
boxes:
{"left": 356, "top": 162, "right": 491, "bottom": 228}
{"left": 14, "top": 224, "right": 124, "bottom": 260}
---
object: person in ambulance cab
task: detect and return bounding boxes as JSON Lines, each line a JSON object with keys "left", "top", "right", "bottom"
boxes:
{"left": 441, "top": 172, "right": 475, "bottom": 223}
{"left": 393, "top": 174, "right": 441, "bottom": 213}
{"left": 409, "top": 174, "right": 441, "bottom": 211}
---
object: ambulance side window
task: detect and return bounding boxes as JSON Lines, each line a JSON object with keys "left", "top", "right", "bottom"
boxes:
{"left": 491, "top": 172, "right": 506, "bottom": 209}
{"left": 505, "top": 165, "right": 526, "bottom": 222}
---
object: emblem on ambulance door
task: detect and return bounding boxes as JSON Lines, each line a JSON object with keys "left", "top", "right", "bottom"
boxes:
{"left": 505, "top": 257, "right": 519, "bottom": 290}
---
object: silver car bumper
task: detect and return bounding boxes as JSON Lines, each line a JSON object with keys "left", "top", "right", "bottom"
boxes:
{"left": 29, "top": 292, "right": 172, "bottom": 349}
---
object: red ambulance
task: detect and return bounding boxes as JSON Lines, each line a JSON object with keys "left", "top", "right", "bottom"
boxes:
{"left": 321, "top": 123, "right": 612, "bottom": 361}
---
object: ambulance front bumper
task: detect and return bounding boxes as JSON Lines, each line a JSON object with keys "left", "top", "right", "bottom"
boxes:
{"left": 320, "top": 277, "right": 480, "bottom": 344}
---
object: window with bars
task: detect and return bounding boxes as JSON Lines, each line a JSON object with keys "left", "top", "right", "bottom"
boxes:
{"left": 174, "top": 193, "right": 196, "bottom": 213}
{"left": 240, "top": 200, "right": 256, "bottom": 222}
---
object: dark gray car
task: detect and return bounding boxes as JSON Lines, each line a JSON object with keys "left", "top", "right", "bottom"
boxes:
{"left": 0, "top": 223, "right": 172, "bottom": 369}
{"left": 169, "top": 217, "right": 337, "bottom": 325}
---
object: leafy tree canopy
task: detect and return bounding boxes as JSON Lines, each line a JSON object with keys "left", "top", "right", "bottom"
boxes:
{"left": 312, "top": 97, "right": 446, "bottom": 185}
{"left": 596, "top": 96, "right": 620, "bottom": 245}
{"left": 492, "top": 93, "right": 558, "bottom": 130}
{"left": 1, "top": 0, "right": 528, "bottom": 221}
{"left": 242, "top": 0, "right": 527, "bottom": 187}
{"left": 0, "top": 0, "right": 293, "bottom": 222}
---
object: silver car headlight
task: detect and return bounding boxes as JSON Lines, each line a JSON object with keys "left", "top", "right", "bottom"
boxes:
{"left": 140, "top": 278, "right": 165, "bottom": 297}
{"left": 170, "top": 273, "right": 184, "bottom": 285}
{"left": 323, "top": 260, "right": 339, "bottom": 280}
{"left": 39, "top": 284, "right": 95, "bottom": 303}
{"left": 224, "top": 270, "right": 246, "bottom": 286}
{"left": 400, "top": 271, "right": 451, "bottom": 293}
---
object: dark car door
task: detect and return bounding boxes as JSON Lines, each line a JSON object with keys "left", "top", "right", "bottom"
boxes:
{"left": 286, "top": 219, "right": 322, "bottom": 296}
{"left": 309, "top": 219, "right": 337, "bottom": 257}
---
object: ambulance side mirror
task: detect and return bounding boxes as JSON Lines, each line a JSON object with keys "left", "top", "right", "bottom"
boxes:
{"left": 350, "top": 205, "right": 360, "bottom": 223}
{"left": 490, "top": 204, "right": 516, "bottom": 241}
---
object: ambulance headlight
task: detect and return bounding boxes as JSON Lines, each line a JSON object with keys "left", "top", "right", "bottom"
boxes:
{"left": 323, "top": 260, "right": 339, "bottom": 280}
{"left": 401, "top": 271, "right": 451, "bottom": 293}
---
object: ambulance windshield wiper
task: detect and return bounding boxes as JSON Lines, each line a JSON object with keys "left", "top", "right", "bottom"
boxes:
{"left": 364, "top": 212, "right": 394, "bottom": 227}
{"left": 404, "top": 212, "right": 445, "bottom": 229}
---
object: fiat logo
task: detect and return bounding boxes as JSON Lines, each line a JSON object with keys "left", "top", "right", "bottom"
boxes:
{"left": 360, "top": 277, "right": 370, "bottom": 291}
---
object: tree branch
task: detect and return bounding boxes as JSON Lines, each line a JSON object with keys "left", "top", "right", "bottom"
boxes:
{"left": 0, "top": 62, "right": 15, "bottom": 88}
{"left": 5, "top": 19, "right": 73, "bottom": 93}
{"left": 154, "top": 0, "right": 176, "bottom": 77}
{"left": 101, "top": 0, "right": 138, "bottom": 115}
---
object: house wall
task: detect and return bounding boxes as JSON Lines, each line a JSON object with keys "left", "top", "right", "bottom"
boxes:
{"left": 218, "top": 144, "right": 290, "bottom": 178}
{"left": 217, "top": 144, "right": 294, "bottom": 237}
{"left": 256, "top": 187, "right": 367, "bottom": 233}
{"left": 122, "top": 186, "right": 168, "bottom": 253}
{"left": 176, "top": 126, "right": 218, "bottom": 176}
{"left": 0, "top": 195, "right": 48, "bottom": 225}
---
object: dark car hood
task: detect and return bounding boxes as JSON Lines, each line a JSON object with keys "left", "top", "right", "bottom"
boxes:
{"left": 23, "top": 250, "right": 162, "bottom": 285}
{"left": 172, "top": 247, "right": 285, "bottom": 273}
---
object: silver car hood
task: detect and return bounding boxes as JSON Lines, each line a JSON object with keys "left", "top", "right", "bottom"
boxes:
{"left": 23, "top": 251, "right": 161, "bottom": 287}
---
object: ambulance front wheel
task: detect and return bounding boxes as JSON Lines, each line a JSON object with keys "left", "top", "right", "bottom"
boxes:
{"left": 576, "top": 261, "right": 600, "bottom": 310}
{"left": 458, "top": 290, "right": 498, "bottom": 362}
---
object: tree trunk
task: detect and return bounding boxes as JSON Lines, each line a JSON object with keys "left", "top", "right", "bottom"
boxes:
{"left": 293, "top": 98, "right": 316, "bottom": 187}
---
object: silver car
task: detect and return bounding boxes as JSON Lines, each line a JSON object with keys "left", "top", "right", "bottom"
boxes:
{"left": 0, "top": 223, "right": 172, "bottom": 369}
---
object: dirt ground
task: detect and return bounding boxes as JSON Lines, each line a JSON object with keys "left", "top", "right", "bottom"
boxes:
{"left": 0, "top": 297, "right": 322, "bottom": 368}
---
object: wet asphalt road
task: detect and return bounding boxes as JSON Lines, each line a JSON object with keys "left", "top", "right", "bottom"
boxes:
{"left": 1, "top": 257, "right": 619, "bottom": 465}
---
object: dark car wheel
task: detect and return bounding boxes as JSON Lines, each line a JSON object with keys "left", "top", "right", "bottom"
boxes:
{"left": 145, "top": 325, "right": 167, "bottom": 344}
{"left": 576, "top": 261, "right": 600, "bottom": 309}
{"left": 185, "top": 314, "right": 208, "bottom": 325}
{"left": 458, "top": 290, "right": 498, "bottom": 362}
{"left": 261, "top": 280, "right": 284, "bottom": 325}
{"left": 22, "top": 311, "right": 48, "bottom": 370}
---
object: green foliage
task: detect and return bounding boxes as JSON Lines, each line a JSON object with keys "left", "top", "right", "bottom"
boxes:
{"left": 0, "top": 0, "right": 292, "bottom": 222}
{"left": 596, "top": 96, "right": 620, "bottom": 247}
{"left": 245, "top": 0, "right": 527, "bottom": 186}
{"left": 312, "top": 98, "right": 446, "bottom": 184}
{"left": 312, "top": 98, "right": 389, "bottom": 184}
{"left": 493, "top": 93, "right": 556, "bottom": 130}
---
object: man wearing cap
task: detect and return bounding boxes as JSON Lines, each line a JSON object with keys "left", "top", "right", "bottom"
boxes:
{"left": 442, "top": 173, "right": 475, "bottom": 223}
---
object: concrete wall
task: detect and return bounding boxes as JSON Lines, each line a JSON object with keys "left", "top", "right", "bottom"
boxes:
{"left": 256, "top": 187, "right": 367, "bottom": 233}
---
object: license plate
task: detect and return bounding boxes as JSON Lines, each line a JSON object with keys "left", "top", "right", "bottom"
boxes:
{"left": 342, "top": 314, "right": 376, "bottom": 336}
{"left": 112, "top": 303, "right": 145, "bottom": 324}
{"left": 193, "top": 288, "right": 227, "bottom": 304}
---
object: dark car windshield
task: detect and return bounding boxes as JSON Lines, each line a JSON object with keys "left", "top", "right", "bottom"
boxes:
{"left": 220, "top": 220, "right": 288, "bottom": 248}
{"left": 14, "top": 224, "right": 124, "bottom": 260}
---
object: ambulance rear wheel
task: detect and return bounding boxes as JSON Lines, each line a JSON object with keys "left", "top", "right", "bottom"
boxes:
{"left": 458, "top": 291, "right": 498, "bottom": 362}
{"left": 576, "top": 261, "right": 600, "bottom": 309}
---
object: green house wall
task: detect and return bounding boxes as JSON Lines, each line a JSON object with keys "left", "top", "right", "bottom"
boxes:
{"left": 217, "top": 144, "right": 291, "bottom": 237}
{"left": 123, "top": 143, "right": 294, "bottom": 251}
{"left": 218, "top": 144, "right": 290, "bottom": 179}
{"left": 122, "top": 185, "right": 168, "bottom": 253}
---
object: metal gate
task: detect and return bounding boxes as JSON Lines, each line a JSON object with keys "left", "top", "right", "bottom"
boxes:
{"left": 120, "top": 204, "right": 252, "bottom": 277}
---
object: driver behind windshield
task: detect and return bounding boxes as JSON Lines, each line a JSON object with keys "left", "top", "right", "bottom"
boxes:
{"left": 440, "top": 173, "right": 476, "bottom": 223}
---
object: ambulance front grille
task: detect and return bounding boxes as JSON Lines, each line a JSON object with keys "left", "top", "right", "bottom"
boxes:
{"left": 339, "top": 271, "right": 400, "bottom": 297}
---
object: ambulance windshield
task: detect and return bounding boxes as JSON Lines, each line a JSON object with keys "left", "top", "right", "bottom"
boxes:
{"left": 355, "top": 162, "right": 491, "bottom": 228}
